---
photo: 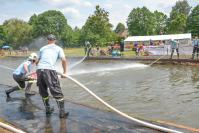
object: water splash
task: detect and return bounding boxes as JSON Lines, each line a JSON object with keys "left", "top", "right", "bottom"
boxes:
{"left": 69, "top": 63, "right": 149, "bottom": 75}
{"left": 28, "top": 37, "right": 46, "bottom": 50}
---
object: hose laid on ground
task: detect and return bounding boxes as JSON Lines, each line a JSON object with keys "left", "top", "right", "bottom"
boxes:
{"left": 0, "top": 121, "right": 26, "bottom": 133}
{"left": 57, "top": 72, "right": 183, "bottom": 133}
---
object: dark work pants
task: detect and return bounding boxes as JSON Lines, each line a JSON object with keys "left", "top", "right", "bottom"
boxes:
{"left": 36, "top": 69, "right": 64, "bottom": 100}
{"left": 13, "top": 74, "right": 26, "bottom": 89}
{"left": 192, "top": 46, "right": 199, "bottom": 59}
{"left": 171, "top": 48, "right": 179, "bottom": 59}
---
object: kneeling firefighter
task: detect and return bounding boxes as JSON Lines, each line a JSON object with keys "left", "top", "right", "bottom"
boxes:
{"left": 5, "top": 53, "right": 38, "bottom": 97}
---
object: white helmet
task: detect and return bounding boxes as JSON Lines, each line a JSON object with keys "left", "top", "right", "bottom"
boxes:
{"left": 28, "top": 53, "right": 37, "bottom": 60}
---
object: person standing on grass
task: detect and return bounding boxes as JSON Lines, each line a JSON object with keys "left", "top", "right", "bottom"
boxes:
{"left": 36, "top": 34, "right": 69, "bottom": 118}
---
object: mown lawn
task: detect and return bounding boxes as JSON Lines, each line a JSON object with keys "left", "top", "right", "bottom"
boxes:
{"left": 122, "top": 50, "right": 136, "bottom": 57}
{"left": 64, "top": 47, "right": 136, "bottom": 57}
{"left": 64, "top": 47, "right": 85, "bottom": 57}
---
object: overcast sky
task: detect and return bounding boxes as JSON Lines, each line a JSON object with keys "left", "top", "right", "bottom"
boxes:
{"left": 0, "top": 0, "right": 198, "bottom": 28}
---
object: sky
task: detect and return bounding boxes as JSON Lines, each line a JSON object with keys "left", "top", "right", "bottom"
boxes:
{"left": 0, "top": 0, "right": 198, "bottom": 29}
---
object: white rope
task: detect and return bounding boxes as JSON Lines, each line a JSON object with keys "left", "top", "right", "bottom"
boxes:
{"left": 58, "top": 72, "right": 183, "bottom": 133}
{"left": 0, "top": 122, "right": 26, "bottom": 133}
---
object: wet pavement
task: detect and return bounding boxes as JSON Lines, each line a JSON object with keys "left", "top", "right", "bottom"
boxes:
{"left": 0, "top": 84, "right": 193, "bottom": 133}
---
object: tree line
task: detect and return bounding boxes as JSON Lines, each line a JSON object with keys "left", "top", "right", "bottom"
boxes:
{"left": 0, "top": 0, "right": 198, "bottom": 49}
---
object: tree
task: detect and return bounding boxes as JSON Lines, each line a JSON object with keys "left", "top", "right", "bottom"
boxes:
{"left": 168, "top": 0, "right": 191, "bottom": 33}
{"left": 170, "top": 0, "right": 191, "bottom": 19}
{"left": 115, "top": 23, "right": 125, "bottom": 34}
{"left": 127, "top": 7, "right": 155, "bottom": 36}
{"left": 187, "top": 5, "right": 199, "bottom": 37}
{"left": 81, "top": 5, "right": 117, "bottom": 46}
{"left": 0, "top": 25, "right": 6, "bottom": 45}
{"left": 168, "top": 12, "right": 187, "bottom": 33}
{"left": 31, "top": 10, "right": 70, "bottom": 39}
{"left": 71, "top": 27, "right": 81, "bottom": 47}
{"left": 153, "top": 10, "right": 167, "bottom": 34}
{"left": 29, "top": 14, "right": 37, "bottom": 25}
{"left": 3, "top": 19, "right": 33, "bottom": 48}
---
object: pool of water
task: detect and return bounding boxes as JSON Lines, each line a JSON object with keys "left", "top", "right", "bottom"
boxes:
{"left": 0, "top": 57, "right": 199, "bottom": 128}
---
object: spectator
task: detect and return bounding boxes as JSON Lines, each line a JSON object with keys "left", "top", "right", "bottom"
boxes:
{"left": 170, "top": 39, "right": 179, "bottom": 59}
{"left": 191, "top": 37, "right": 199, "bottom": 59}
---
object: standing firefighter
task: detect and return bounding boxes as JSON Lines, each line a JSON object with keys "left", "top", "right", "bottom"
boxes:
{"left": 5, "top": 53, "right": 38, "bottom": 97}
{"left": 191, "top": 37, "right": 199, "bottom": 59}
{"left": 84, "top": 41, "right": 92, "bottom": 57}
{"left": 36, "top": 34, "right": 69, "bottom": 118}
{"left": 170, "top": 39, "right": 179, "bottom": 59}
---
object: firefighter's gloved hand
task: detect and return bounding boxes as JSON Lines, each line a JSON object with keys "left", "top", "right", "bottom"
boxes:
{"left": 28, "top": 76, "right": 36, "bottom": 80}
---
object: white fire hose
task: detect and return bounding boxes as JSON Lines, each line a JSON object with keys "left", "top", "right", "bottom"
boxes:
{"left": 0, "top": 122, "right": 26, "bottom": 133}
{"left": 58, "top": 72, "right": 183, "bottom": 133}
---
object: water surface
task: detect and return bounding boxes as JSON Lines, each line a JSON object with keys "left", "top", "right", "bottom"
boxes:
{"left": 0, "top": 57, "right": 199, "bottom": 128}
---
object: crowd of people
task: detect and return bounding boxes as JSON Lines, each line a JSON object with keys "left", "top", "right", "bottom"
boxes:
{"left": 84, "top": 40, "right": 124, "bottom": 57}
{"left": 84, "top": 37, "right": 199, "bottom": 60}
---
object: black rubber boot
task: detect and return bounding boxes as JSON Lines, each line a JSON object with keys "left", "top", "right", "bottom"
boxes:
{"left": 170, "top": 52, "right": 173, "bottom": 59}
{"left": 177, "top": 53, "right": 179, "bottom": 59}
{"left": 192, "top": 54, "right": 194, "bottom": 59}
{"left": 5, "top": 86, "right": 19, "bottom": 97}
{"left": 56, "top": 100, "right": 69, "bottom": 118}
{"left": 42, "top": 97, "right": 54, "bottom": 116}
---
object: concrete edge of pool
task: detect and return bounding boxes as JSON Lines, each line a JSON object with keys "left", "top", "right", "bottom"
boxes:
{"left": 87, "top": 56, "right": 199, "bottom": 66}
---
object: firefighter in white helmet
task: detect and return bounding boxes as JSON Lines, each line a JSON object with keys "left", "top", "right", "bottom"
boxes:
{"left": 5, "top": 53, "right": 38, "bottom": 97}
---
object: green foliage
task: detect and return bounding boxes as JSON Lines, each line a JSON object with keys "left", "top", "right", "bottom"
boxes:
{"left": 127, "top": 7, "right": 155, "bottom": 36}
{"left": 168, "top": 12, "right": 187, "bottom": 33}
{"left": 29, "top": 14, "right": 37, "bottom": 25}
{"left": 70, "top": 27, "right": 81, "bottom": 47}
{"left": 31, "top": 10, "right": 70, "bottom": 39}
{"left": 168, "top": 0, "right": 191, "bottom": 33}
{"left": 0, "top": 25, "right": 6, "bottom": 45}
{"left": 187, "top": 5, "right": 199, "bottom": 37}
{"left": 115, "top": 23, "right": 125, "bottom": 34}
{"left": 153, "top": 10, "right": 167, "bottom": 34}
{"left": 3, "top": 19, "right": 33, "bottom": 48}
{"left": 0, "top": 2, "right": 198, "bottom": 49}
{"left": 81, "top": 5, "right": 117, "bottom": 46}
{"left": 60, "top": 26, "right": 73, "bottom": 47}
{"left": 170, "top": 0, "right": 191, "bottom": 19}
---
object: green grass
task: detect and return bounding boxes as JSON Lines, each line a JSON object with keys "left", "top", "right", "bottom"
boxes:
{"left": 122, "top": 50, "right": 136, "bottom": 57}
{"left": 64, "top": 47, "right": 137, "bottom": 57}
{"left": 64, "top": 47, "right": 85, "bottom": 57}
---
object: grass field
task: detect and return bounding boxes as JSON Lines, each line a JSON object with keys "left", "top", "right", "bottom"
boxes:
{"left": 64, "top": 47, "right": 85, "bottom": 57}
{"left": 64, "top": 47, "right": 136, "bottom": 57}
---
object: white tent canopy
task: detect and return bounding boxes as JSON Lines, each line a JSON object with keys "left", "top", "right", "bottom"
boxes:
{"left": 124, "top": 33, "right": 192, "bottom": 42}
